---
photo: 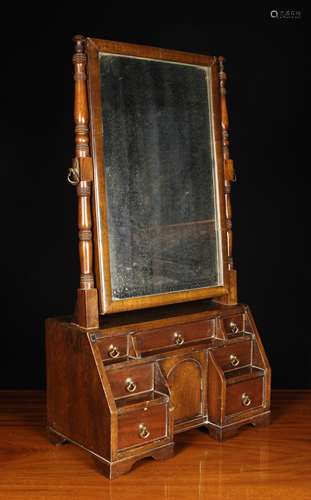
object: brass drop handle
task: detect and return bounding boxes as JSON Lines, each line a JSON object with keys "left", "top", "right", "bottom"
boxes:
{"left": 67, "top": 158, "right": 80, "bottom": 185}
{"left": 125, "top": 377, "right": 137, "bottom": 393}
{"left": 174, "top": 332, "right": 184, "bottom": 345}
{"left": 241, "top": 392, "right": 252, "bottom": 407}
{"left": 108, "top": 344, "right": 120, "bottom": 359}
{"left": 229, "top": 321, "right": 239, "bottom": 334}
{"left": 138, "top": 423, "right": 150, "bottom": 439}
{"left": 230, "top": 354, "right": 240, "bottom": 367}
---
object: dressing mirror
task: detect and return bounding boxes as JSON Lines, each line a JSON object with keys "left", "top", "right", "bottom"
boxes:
{"left": 86, "top": 39, "right": 230, "bottom": 314}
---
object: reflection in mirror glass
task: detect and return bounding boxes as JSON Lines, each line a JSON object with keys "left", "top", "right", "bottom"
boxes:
{"left": 99, "top": 54, "right": 222, "bottom": 299}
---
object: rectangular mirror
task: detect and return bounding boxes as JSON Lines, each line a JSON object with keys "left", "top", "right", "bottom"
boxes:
{"left": 87, "top": 39, "right": 229, "bottom": 314}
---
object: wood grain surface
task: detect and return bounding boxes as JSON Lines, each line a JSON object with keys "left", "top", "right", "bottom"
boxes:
{"left": 0, "top": 390, "right": 310, "bottom": 499}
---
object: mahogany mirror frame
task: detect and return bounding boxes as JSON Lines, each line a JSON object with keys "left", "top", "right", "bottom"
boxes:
{"left": 74, "top": 37, "right": 237, "bottom": 318}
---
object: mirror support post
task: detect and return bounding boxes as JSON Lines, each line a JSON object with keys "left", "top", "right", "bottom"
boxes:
{"left": 71, "top": 34, "right": 99, "bottom": 329}
{"left": 218, "top": 56, "right": 237, "bottom": 305}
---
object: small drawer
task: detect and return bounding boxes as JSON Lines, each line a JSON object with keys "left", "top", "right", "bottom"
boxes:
{"left": 118, "top": 401, "right": 167, "bottom": 450}
{"left": 107, "top": 363, "right": 153, "bottom": 398}
{"left": 211, "top": 340, "right": 252, "bottom": 371}
{"left": 133, "top": 319, "right": 215, "bottom": 356}
{"left": 222, "top": 314, "right": 244, "bottom": 335}
{"left": 97, "top": 335, "right": 128, "bottom": 362}
{"left": 226, "top": 377, "right": 263, "bottom": 416}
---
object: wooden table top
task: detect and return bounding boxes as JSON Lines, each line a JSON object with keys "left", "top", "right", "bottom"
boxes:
{"left": 0, "top": 390, "right": 310, "bottom": 499}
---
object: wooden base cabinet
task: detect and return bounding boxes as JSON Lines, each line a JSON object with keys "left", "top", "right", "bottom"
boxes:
{"left": 46, "top": 302, "right": 271, "bottom": 479}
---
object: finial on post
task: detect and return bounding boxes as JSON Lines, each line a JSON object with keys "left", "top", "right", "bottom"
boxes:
{"left": 73, "top": 34, "right": 86, "bottom": 52}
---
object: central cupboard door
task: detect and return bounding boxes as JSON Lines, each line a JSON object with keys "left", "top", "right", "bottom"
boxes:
{"left": 160, "top": 352, "right": 207, "bottom": 425}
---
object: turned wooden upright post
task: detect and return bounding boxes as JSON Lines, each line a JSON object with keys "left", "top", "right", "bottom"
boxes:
{"left": 71, "top": 35, "right": 99, "bottom": 328}
{"left": 219, "top": 56, "right": 237, "bottom": 304}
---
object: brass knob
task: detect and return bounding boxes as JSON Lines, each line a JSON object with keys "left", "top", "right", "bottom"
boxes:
{"left": 174, "top": 332, "right": 184, "bottom": 345}
{"left": 229, "top": 321, "right": 239, "bottom": 334}
{"left": 138, "top": 423, "right": 150, "bottom": 439}
{"left": 241, "top": 392, "right": 252, "bottom": 407}
{"left": 230, "top": 354, "right": 240, "bottom": 367}
{"left": 108, "top": 344, "right": 120, "bottom": 359}
{"left": 125, "top": 377, "right": 137, "bottom": 393}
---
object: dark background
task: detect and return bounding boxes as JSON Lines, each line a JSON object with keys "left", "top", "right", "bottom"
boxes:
{"left": 1, "top": 6, "right": 309, "bottom": 389}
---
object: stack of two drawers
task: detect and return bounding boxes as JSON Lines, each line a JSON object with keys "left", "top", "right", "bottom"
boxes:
{"left": 208, "top": 335, "right": 268, "bottom": 434}
{"left": 106, "top": 362, "right": 170, "bottom": 452}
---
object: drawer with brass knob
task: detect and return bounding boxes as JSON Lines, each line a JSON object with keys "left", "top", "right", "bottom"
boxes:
{"left": 211, "top": 340, "right": 252, "bottom": 371}
{"left": 132, "top": 318, "right": 215, "bottom": 356}
{"left": 106, "top": 363, "right": 154, "bottom": 399}
{"left": 117, "top": 393, "right": 168, "bottom": 450}
{"left": 97, "top": 335, "right": 129, "bottom": 363}
{"left": 225, "top": 377, "right": 263, "bottom": 416}
{"left": 222, "top": 314, "right": 244, "bottom": 336}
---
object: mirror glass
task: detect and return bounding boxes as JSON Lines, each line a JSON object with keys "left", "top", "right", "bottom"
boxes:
{"left": 99, "top": 54, "right": 222, "bottom": 299}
